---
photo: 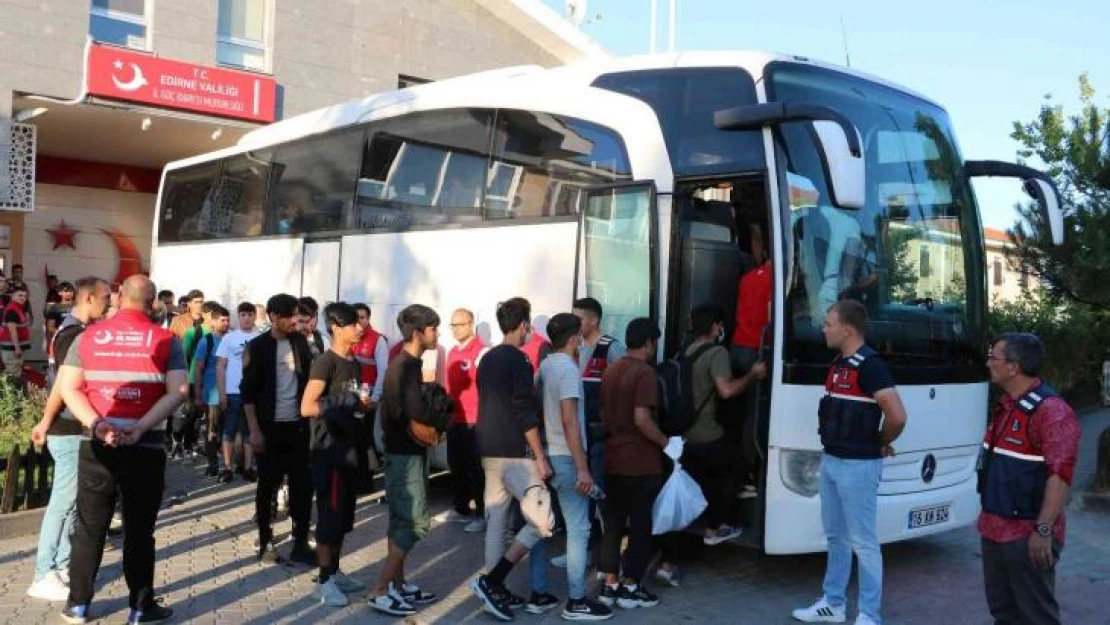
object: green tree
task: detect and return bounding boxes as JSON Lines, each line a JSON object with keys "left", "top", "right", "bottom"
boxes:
{"left": 1009, "top": 74, "right": 1110, "bottom": 308}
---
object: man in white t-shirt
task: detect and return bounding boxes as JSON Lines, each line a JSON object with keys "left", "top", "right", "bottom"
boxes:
{"left": 215, "top": 302, "right": 262, "bottom": 482}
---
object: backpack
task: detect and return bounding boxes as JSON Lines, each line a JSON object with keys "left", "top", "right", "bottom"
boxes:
{"left": 655, "top": 342, "right": 717, "bottom": 436}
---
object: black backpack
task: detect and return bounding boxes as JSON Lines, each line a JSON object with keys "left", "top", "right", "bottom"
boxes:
{"left": 655, "top": 342, "right": 717, "bottom": 436}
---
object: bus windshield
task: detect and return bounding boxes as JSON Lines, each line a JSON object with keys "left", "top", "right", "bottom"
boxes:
{"left": 768, "top": 64, "right": 986, "bottom": 372}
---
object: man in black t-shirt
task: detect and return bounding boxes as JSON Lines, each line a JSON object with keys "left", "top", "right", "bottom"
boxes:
{"left": 26, "top": 277, "right": 111, "bottom": 602}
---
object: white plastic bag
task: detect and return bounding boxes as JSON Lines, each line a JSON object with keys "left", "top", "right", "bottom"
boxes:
{"left": 652, "top": 460, "right": 707, "bottom": 535}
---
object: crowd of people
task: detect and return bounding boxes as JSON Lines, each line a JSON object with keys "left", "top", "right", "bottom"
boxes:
{"left": 15, "top": 268, "right": 1083, "bottom": 625}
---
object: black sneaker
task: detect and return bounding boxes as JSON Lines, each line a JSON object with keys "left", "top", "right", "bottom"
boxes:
{"left": 367, "top": 589, "right": 416, "bottom": 616}
{"left": 61, "top": 604, "right": 90, "bottom": 624}
{"left": 504, "top": 590, "right": 526, "bottom": 611}
{"left": 288, "top": 540, "right": 316, "bottom": 566}
{"left": 526, "top": 592, "right": 560, "bottom": 614}
{"left": 597, "top": 584, "right": 619, "bottom": 607}
{"left": 218, "top": 469, "right": 233, "bottom": 483}
{"left": 470, "top": 575, "right": 513, "bottom": 622}
{"left": 258, "top": 541, "right": 282, "bottom": 564}
{"left": 616, "top": 585, "right": 659, "bottom": 609}
{"left": 127, "top": 598, "right": 173, "bottom": 623}
{"left": 562, "top": 597, "right": 614, "bottom": 621}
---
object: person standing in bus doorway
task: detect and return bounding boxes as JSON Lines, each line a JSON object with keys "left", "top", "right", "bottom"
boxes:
{"left": 352, "top": 303, "right": 389, "bottom": 456}
{"left": 298, "top": 296, "right": 331, "bottom": 359}
{"left": 56, "top": 275, "right": 185, "bottom": 624}
{"left": 300, "top": 302, "right": 370, "bottom": 608}
{"left": 792, "top": 299, "right": 906, "bottom": 625}
{"left": 240, "top": 294, "right": 317, "bottom": 567}
{"left": 26, "top": 277, "right": 111, "bottom": 603}
{"left": 682, "top": 303, "right": 766, "bottom": 546}
{"left": 443, "top": 308, "right": 489, "bottom": 533}
{"left": 367, "top": 304, "right": 442, "bottom": 617}
{"left": 978, "top": 333, "right": 1079, "bottom": 625}
{"left": 215, "top": 302, "right": 262, "bottom": 482}
{"left": 192, "top": 305, "right": 231, "bottom": 478}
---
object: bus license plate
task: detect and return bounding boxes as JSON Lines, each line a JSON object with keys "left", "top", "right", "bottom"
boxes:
{"left": 908, "top": 504, "right": 950, "bottom": 529}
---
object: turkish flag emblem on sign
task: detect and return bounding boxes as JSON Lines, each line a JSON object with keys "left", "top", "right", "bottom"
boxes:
{"left": 86, "top": 43, "right": 277, "bottom": 123}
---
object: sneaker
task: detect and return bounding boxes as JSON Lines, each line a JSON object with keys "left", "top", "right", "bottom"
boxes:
{"left": 703, "top": 524, "right": 742, "bottom": 546}
{"left": 792, "top": 597, "right": 847, "bottom": 623}
{"left": 739, "top": 485, "right": 758, "bottom": 499}
{"left": 526, "top": 592, "right": 560, "bottom": 614}
{"left": 27, "top": 571, "right": 69, "bottom": 602}
{"left": 464, "top": 518, "right": 487, "bottom": 533}
{"left": 315, "top": 578, "right": 349, "bottom": 607}
{"left": 331, "top": 571, "right": 366, "bottom": 594}
{"left": 616, "top": 585, "right": 659, "bottom": 609}
{"left": 367, "top": 590, "right": 416, "bottom": 617}
{"left": 470, "top": 574, "right": 514, "bottom": 622}
{"left": 437, "top": 509, "right": 472, "bottom": 523}
{"left": 288, "top": 540, "right": 316, "bottom": 566}
{"left": 853, "top": 615, "right": 879, "bottom": 625}
{"left": 653, "top": 566, "right": 681, "bottom": 588}
{"left": 258, "top": 541, "right": 282, "bottom": 564}
{"left": 218, "top": 469, "right": 233, "bottom": 483}
{"left": 170, "top": 443, "right": 183, "bottom": 460}
{"left": 597, "top": 584, "right": 619, "bottom": 607}
{"left": 242, "top": 468, "right": 258, "bottom": 483}
{"left": 61, "top": 604, "right": 90, "bottom": 624}
{"left": 107, "top": 512, "right": 124, "bottom": 536}
{"left": 503, "top": 590, "right": 526, "bottom": 611}
{"left": 398, "top": 582, "right": 437, "bottom": 605}
{"left": 551, "top": 554, "right": 568, "bottom": 568}
{"left": 56, "top": 569, "right": 70, "bottom": 585}
{"left": 127, "top": 598, "right": 173, "bottom": 623}
{"left": 562, "top": 597, "right": 614, "bottom": 621}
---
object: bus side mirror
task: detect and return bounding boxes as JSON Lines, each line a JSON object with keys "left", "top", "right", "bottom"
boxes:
{"left": 715, "top": 102, "right": 865, "bottom": 210}
{"left": 964, "top": 161, "right": 1065, "bottom": 246}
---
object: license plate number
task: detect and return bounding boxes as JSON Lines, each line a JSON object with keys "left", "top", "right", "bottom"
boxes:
{"left": 908, "top": 504, "right": 950, "bottom": 529}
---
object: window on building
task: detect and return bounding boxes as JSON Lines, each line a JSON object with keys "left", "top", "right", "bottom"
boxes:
{"left": 398, "top": 75, "right": 432, "bottom": 89}
{"left": 90, "top": 0, "right": 149, "bottom": 50}
{"left": 993, "top": 258, "right": 1003, "bottom": 286}
{"left": 218, "top": 0, "right": 268, "bottom": 72}
{"left": 267, "top": 129, "right": 363, "bottom": 235}
{"left": 919, "top": 246, "right": 932, "bottom": 278}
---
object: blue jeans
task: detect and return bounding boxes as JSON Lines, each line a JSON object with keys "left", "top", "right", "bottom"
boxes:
{"left": 549, "top": 455, "right": 591, "bottom": 599}
{"left": 820, "top": 453, "right": 884, "bottom": 623}
{"left": 34, "top": 435, "right": 82, "bottom": 580}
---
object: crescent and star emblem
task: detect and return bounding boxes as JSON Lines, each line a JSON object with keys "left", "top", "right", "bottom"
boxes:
{"left": 92, "top": 330, "right": 114, "bottom": 345}
{"left": 111, "top": 59, "right": 148, "bottom": 92}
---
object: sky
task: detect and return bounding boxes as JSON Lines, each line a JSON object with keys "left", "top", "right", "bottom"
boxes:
{"left": 544, "top": 0, "right": 1109, "bottom": 229}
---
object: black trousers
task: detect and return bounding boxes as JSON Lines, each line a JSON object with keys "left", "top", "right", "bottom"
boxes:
{"left": 255, "top": 420, "right": 312, "bottom": 545}
{"left": 682, "top": 437, "right": 741, "bottom": 529}
{"left": 172, "top": 404, "right": 199, "bottom": 451}
{"left": 68, "top": 441, "right": 166, "bottom": 609}
{"left": 446, "top": 423, "right": 484, "bottom": 516}
{"left": 982, "top": 536, "right": 1061, "bottom": 625}
{"left": 599, "top": 473, "right": 681, "bottom": 582}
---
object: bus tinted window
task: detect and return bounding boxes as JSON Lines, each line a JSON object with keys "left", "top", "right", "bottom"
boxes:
{"left": 158, "top": 162, "right": 222, "bottom": 242}
{"left": 489, "top": 111, "right": 632, "bottom": 220}
{"left": 215, "top": 153, "right": 271, "bottom": 238}
{"left": 592, "top": 67, "right": 763, "bottom": 177}
{"left": 268, "top": 129, "right": 363, "bottom": 235}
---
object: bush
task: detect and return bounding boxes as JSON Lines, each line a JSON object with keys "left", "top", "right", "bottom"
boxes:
{"left": 0, "top": 377, "right": 47, "bottom": 456}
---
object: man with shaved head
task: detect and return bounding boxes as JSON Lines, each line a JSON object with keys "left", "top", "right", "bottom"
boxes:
{"left": 56, "top": 274, "right": 187, "bottom": 624}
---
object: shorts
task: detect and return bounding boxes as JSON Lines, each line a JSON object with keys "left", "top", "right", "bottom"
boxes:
{"left": 312, "top": 463, "right": 357, "bottom": 544}
{"left": 222, "top": 394, "right": 249, "bottom": 441}
{"left": 203, "top": 384, "right": 220, "bottom": 407}
{"left": 384, "top": 453, "right": 430, "bottom": 552}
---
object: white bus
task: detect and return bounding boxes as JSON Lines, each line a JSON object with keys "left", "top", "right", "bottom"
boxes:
{"left": 151, "top": 51, "right": 1063, "bottom": 555}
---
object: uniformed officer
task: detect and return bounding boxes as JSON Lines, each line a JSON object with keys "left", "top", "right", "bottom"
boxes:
{"left": 56, "top": 275, "right": 187, "bottom": 624}
{"left": 793, "top": 299, "right": 907, "bottom": 625}
{"left": 979, "top": 333, "right": 1080, "bottom": 625}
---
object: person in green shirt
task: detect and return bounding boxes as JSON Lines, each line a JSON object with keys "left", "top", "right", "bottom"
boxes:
{"left": 173, "top": 301, "right": 217, "bottom": 459}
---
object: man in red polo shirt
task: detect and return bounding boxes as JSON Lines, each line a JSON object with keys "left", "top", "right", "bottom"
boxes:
{"left": 443, "top": 308, "right": 489, "bottom": 533}
{"left": 56, "top": 275, "right": 187, "bottom": 624}
{"left": 730, "top": 223, "right": 771, "bottom": 497}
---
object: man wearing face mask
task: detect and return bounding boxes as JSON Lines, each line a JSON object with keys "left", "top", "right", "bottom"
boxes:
{"left": 681, "top": 303, "right": 766, "bottom": 546}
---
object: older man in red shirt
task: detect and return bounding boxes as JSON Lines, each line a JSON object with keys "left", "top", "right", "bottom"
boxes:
{"left": 979, "top": 333, "right": 1081, "bottom": 625}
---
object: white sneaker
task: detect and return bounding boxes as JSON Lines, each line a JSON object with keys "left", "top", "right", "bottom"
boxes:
{"left": 464, "top": 518, "right": 487, "bottom": 533}
{"left": 27, "top": 571, "right": 69, "bottom": 602}
{"left": 55, "top": 569, "right": 70, "bottom": 585}
{"left": 792, "top": 597, "right": 846, "bottom": 623}
{"left": 854, "top": 615, "right": 879, "bottom": 625}
{"left": 331, "top": 570, "right": 366, "bottom": 594}
{"left": 550, "top": 554, "right": 568, "bottom": 568}
{"left": 436, "top": 510, "right": 471, "bottom": 524}
{"left": 703, "top": 524, "right": 742, "bottom": 546}
{"left": 315, "top": 578, "right": 349, "bottom": 607}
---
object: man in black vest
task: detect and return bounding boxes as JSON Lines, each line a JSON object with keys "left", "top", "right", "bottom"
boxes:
{"left": 793, "top": 299, "right": 906, "bottom": 625}
{"left": 979, "top": 333, "right": 1080, "bottom": 625}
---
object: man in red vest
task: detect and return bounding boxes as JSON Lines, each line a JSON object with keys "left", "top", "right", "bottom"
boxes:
{"left": 443, "top": 308, "right": 489, "bottom": 532}
{"left": 55, "top": 274, "right": 187, "bottom": 624}
{"left": 1, "top": 285, "right": 32, "bottom": 380}
{"left": 352, "top": 304, "right": 388, "bottom": 409}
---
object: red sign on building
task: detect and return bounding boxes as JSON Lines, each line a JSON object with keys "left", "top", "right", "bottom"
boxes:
{"left": 86, "top": 43, "right": 277, "bottom": 123}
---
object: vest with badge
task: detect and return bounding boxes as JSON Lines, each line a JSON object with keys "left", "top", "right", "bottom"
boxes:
{"left": 978, "top": 383, "right": 1054, "bottom": 519}
{"left": 819, "top": 346, "right": 884, "bottom": 459}
{"left": 582, "top": 335, "right": 615, "bottom": 444}
{"left": 353, "top": 327, "right": 385, "bottom": 387}
{"left": 446, "top": 336, "right": 484, "bottom": 425}
{"left": 77, "top": 308, "right": 175, "bottom": 448}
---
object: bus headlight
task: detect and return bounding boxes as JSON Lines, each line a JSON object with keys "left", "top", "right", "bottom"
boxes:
{"left": 780, "top": 450, "right": 822, "bottom": 498}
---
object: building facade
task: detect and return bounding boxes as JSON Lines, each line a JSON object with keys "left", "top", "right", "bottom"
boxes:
{"left": 0, "top": 0, "right": 601, "bottom": 359}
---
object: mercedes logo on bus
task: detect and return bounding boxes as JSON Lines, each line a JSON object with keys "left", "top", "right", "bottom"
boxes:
{"left": 921, "top": 454, "right": 937, "bottom": 483}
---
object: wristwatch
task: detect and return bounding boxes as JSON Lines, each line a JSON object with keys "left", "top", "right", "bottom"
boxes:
{"left": 1035, "top": 522, "right": 1052, "bottom": 537}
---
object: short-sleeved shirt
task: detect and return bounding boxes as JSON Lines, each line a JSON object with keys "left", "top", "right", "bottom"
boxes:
{"left": 274, "top": 338, "right": 299, "bottom": 422}
{"left": 193, "top": 333, "right": 223, "bottom": 397}
{"left": 45, "top": 303, "right": 72, "bottom": 329}
{"left": 65, "top": 333, "right": 186, "bottom": 371}
{"left": 183, "top": 325, "right": 211, "bottom": 384}
{"left": 309, "top": 350, "right": 362, "bottom": 459}
{"left": 601, "top": 356, "right": 661, "bottom": 476}
{"left": 683, "top": 339, "right": 733, "bottom": 444}
{"left": 215, "top": 328, "right": 260, "bottom": 394}
{"left": 539, "top": 352, "right": 586, "bottom": 457}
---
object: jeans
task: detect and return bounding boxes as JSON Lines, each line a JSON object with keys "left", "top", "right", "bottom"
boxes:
{"left": 482, "top": 457, "right": 555, "bottom": 572}
{"left": 34, "top": 435, "right": 82, "bottom": 580}
{"left": 981, "top": 536, "right": 1061, "bottom": 625}
{"left": 820, "top": 453, "right": 884, "bottom": 624}
{"left": 549, "top": 455, "right": 591, "bottom": 599}
{"left": 68, "top": 441, "right": 166, "bottom": 610}
{"left": 255, "top": 421, "right": 312, "bottom": 546}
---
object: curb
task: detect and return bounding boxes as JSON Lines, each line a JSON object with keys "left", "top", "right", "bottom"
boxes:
{"left": 0, "top": 506, "right": 45, "bottom": 540}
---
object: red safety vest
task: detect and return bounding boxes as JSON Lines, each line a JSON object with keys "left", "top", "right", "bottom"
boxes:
{"left": 78, "top": 308, "right": 174, "bottom": 443}
{"left": 0, "top": 302, "right": 31, "bottom": 349}
{"left": 353, "top": 327, "right": 385, "bottom": 386}
{"left": 388, "top": 340, "right": 404, "bottom": 363}
{"left": 446, "top": 336, "right": 485, "bottom": 425}
{"left": 521, "top": 332, "right": 550, "bottom": 374}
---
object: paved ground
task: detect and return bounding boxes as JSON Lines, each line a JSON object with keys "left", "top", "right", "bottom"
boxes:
{"left": 2, "top": 409, "right": 1108, "bottom": 625}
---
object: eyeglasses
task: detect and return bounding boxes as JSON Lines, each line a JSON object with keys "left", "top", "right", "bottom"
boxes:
{"left": 449, "top": 323, "right": 469, "bottom": 328}
{"left": 985, "top": 354, "right": 1013, "bottom": 363}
